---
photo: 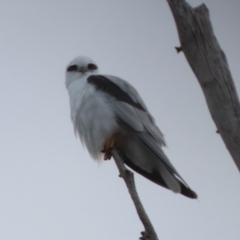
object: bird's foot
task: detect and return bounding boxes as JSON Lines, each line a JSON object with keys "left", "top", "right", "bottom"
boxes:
{"left": 102, "top": 134, "right": 116, "bottom": 160}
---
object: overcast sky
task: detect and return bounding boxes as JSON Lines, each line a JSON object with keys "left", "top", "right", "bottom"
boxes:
{"left": 0, "top": 0, "right": 240, "bottom": 239}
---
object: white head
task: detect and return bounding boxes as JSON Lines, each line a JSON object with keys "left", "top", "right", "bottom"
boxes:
{"left": 65, "top": 55, "right": 99, "bottom": 87}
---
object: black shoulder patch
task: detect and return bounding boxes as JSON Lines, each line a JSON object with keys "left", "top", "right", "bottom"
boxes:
{"left": 87, "top": 75, "right": 145, "bottom": 111}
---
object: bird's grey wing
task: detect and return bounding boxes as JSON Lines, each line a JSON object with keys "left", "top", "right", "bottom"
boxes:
{"left": 88, "top": 75, "right": 166, "bottom": 144}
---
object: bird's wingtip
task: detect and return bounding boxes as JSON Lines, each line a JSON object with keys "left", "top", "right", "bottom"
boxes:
{"left": 180, "top": 184, "right": 198, "bottom": 199}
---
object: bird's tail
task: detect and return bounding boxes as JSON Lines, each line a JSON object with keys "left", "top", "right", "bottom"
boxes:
{"left": 115, "top": 135, "right": 197, "bottom": 199}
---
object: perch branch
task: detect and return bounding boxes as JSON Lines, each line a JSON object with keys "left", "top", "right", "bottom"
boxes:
{"left": 112, "top": 149, "right": 159, "bottom": 240}
{"left": 167, "top": 0, "right": 240, "bottom": 172}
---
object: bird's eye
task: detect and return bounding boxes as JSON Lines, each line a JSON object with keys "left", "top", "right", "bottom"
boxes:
{"left": 67, "top": 65, "right": 78, "bottom": 72}
{"left": 87, "top": 63, "right": 97, "bottom": 71}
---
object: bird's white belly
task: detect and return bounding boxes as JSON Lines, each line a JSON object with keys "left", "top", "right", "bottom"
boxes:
{"left": 69, "top": 82, "right": 118, "bottom": 160}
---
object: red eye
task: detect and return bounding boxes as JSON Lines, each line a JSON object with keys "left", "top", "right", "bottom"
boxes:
{"left": 67, "top": 65, "right": 78, "bottom": 72}
{"left": 87, "top": 63, "right": 97, "bottom": 71}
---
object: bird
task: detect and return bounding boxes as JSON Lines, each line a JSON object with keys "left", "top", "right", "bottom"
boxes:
{"left": 65, "top": 55, "right": 197, "bottom": 199}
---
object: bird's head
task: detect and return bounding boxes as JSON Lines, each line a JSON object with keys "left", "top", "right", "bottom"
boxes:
{"left": 65, "top": 55, "right": 99, "bottom": 87}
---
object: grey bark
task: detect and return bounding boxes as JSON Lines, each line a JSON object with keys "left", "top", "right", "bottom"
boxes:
{"left": 112, "top": 149, "right": 159, "bottom": 240}
{"left": 167, "top": 0, "right": 240, "bottom": 172}
{"left": 110, "top": 1, "right": 240, "bottom": 238}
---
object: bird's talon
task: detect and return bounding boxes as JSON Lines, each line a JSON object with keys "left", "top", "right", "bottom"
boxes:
{"left": 101, "top": 148, "right": 113, "bottom": 160}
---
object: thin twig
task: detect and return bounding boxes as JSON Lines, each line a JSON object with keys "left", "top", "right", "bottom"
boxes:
{"left": 112, "top": 149, "right": 159, "bottom": 240}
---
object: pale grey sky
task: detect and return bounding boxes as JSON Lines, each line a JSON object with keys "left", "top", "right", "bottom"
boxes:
{"left": 0, "top": 0, "right": 240, "bottom": 239}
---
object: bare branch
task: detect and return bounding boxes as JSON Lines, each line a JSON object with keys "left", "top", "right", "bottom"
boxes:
{"left": 167, "top": 0, "right": 240, "bottom": 172}
{"left": 112, "top": 149, "right": 159, "bottom": 240}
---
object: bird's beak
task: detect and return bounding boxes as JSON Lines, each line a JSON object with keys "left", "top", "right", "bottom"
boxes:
{"left": 78, "top": 66, "right": 88, "bottom": 74}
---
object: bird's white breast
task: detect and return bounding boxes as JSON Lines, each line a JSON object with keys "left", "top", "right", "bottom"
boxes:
{"left": 67, "top": 77, "right": 118, "bottom": 160}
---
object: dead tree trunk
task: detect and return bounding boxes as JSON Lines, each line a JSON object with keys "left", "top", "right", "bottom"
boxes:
{"left": 111, "top": 1, "right": 239, "bottom": 238}
{"left": 166, "top": 0, "right": 240, "bottom": 172}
